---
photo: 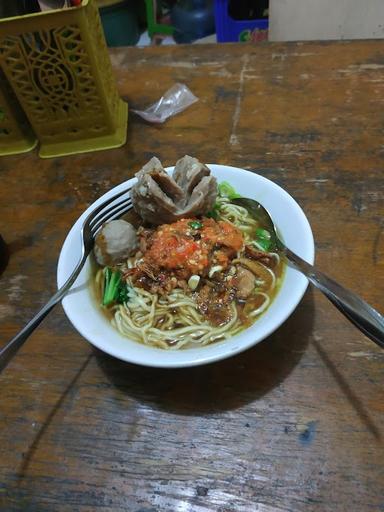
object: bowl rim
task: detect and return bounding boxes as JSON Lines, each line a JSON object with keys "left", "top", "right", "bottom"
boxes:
{"left": 57, "top": 164, "right": 315, "bottom": 368}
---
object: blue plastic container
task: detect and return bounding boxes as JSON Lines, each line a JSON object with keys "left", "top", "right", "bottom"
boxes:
{"left": 214, "top": 0, "right": 268, "bottom": 43}
{"left": 171, "top": 0, "right": 215, "bottom": 44}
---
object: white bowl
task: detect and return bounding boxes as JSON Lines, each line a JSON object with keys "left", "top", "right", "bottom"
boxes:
{"left": 57, "top": 165, "right": 315, "bottom": 368}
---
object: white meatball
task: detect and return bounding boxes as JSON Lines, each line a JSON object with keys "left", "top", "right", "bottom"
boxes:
{"left": 94, "top": 220, "right": 138, "bottom": 266}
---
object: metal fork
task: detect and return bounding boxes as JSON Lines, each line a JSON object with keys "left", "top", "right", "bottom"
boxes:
{"left": 0, "top": 188, "right": 133, "bottom": 372}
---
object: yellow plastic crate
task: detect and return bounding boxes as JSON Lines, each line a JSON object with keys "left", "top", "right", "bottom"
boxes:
{"left": 0, "top": 68, "right": 37, "bottom": 156}
{"left": 0, "top": 0, "right": 128, "bottom": 158}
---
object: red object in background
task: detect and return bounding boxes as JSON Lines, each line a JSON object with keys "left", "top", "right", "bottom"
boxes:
{"left": 71, "top": 0, "right": 82, "bottom": 5}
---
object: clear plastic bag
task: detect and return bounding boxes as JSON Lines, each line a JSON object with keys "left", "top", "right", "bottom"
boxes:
{"left": 132, "top": 83, "right": 198, "bottom": 124}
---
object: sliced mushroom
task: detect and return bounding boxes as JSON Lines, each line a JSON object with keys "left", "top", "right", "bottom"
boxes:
{"left": 233, "top": 258, "right": 274, "bottom": 291}
{"left": 234, "top": 266, "right": 256, "bottom": 300}
{"left": 245, "top": 244, "right": 278, "bottom": 268}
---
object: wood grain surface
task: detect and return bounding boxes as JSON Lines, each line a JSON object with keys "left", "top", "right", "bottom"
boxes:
{"left": 0, "top": 40, "right": 383, "bottom": 512}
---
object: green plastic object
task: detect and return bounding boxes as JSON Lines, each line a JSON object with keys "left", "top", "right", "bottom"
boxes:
{"left": 100, "top": 0, "right": 140, "bottom": 47}
{"left": 145, "top": 0, "right": 174, "bottom": 39}
{"left": 0, "top": 69, "right": 37, "bottom": 156}
{"left": 0, "top": 0, "right": 128, "bottom": 158}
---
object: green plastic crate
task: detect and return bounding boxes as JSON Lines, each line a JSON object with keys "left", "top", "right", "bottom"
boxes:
{"left": 0, "top": 0, "right": 128, "bottom": 158}
{"left": 0, "top": 68, "right": 37, "bottom": 156}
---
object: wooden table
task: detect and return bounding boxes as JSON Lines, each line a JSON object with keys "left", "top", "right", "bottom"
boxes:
{"left": 0, "top": 40, "right": 383, "bottom": 511}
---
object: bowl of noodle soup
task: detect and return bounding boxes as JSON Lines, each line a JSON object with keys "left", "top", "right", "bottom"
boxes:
{"left": 57, "top": 164, "right": 314, "bottom": 368}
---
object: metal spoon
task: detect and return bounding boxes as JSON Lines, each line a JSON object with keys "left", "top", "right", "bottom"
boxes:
{"left": 232, "top": 197, "right": 384, "bottom": 349}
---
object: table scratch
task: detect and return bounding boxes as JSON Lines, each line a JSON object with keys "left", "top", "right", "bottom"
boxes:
{"left": 229, "top": 53, "right": 249, "bottom": 146}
